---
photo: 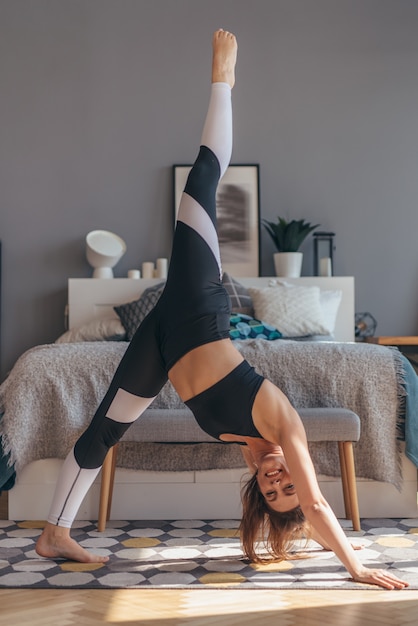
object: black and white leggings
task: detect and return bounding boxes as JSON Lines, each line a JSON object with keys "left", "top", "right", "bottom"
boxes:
{"left": 48, "top": 83, "right": 233, "bottom": 527}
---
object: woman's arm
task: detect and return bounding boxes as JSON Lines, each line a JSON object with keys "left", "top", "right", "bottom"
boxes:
{"left": 309, "top": 526, "right": 363, "bottom": 552}
{"left": 240, "top": 446, "right": 257, "bottom": 474}
{"left": 282, "top": 418, "right": 408, "bottom": 589}
{"left": 308, "top": 526, "right": 332, "bottom": 550}
{"left": 252, "top": 381, "right": 408, "bottom": 589}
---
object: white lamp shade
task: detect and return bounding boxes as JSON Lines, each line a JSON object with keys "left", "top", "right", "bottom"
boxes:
{"left": 86, "top": 230, "right": 127, "bottom": 278}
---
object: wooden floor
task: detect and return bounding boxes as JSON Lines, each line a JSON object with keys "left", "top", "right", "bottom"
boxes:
{"left": 2, "top": 587, "right": 418, "bottom": 626}
{"left": 1, "top": 492, "right": 418, "bottom": 626}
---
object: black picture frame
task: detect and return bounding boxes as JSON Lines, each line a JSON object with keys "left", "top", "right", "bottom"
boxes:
{"left": 173, "top": 164, "right": 260, "bottom": 277}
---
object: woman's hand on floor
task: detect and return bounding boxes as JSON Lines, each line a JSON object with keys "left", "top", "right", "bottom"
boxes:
{"left": 351, "top": 567, "right": 409, "bottom": 590}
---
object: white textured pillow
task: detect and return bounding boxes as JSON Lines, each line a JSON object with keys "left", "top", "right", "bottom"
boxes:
{"left": 319, "top": 289, "right": 343, "bottom": 334}
{"left": 267, "top": 280, "right": 342, "bottom": 336}
{"left": 56, "top": 318, "right": 126, "bottom": 343}
{"left": 248, "top": 286, "right": 329, "bottom": 337}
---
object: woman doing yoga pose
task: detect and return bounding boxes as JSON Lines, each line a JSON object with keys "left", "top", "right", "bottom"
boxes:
{"left": 36, "top": 30, "right": 408, "bottom": 590}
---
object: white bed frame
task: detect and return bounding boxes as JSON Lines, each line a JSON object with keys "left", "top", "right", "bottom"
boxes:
{"left": 67, "top": 276, "right": 356, "bottom": 342}
{"left": 9, "top": 276, "right": 418, "bottom": 521}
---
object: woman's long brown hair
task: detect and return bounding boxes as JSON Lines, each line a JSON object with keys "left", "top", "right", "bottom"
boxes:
{"left": 240, "top": 472, "right": 309, "bottom": 563}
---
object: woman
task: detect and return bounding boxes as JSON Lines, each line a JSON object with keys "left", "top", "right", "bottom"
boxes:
{"left": 36, "top": 30, "right": 408, "bottom": 590}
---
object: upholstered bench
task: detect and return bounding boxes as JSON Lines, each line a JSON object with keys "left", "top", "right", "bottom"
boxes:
{"left": 98, "top": 407, "right": 361, "bottom": 532}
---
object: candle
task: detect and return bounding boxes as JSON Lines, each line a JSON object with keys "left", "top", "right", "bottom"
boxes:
{"left": 155, "top": 258, "right": 168, "bottom": 279}
{"left": 319, "top": 257, "right": 332, "bottom": 277}
{"left": 142, "top": 261, "right": 155, "bottom": 279}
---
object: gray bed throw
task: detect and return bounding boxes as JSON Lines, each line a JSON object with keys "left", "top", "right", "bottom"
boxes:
{"left": 0, "top": 340, "right": 405, "bottom": 488}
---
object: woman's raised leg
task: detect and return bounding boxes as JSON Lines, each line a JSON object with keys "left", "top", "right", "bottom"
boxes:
{"left": 36, "top": 29, "right": 237, "bottom": 564}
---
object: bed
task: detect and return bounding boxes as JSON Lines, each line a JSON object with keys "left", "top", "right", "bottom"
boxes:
{"left": 1, "top": 275, "right": 418, "bottom": 521}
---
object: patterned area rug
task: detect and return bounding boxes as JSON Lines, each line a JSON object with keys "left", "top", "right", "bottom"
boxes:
{"left": 1, "top": 518, "right": 418, "bottom": 589}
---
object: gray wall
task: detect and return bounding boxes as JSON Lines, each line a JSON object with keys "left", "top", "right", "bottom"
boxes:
{"left": 1, "top": 0, "right": 418, "bottom": 380}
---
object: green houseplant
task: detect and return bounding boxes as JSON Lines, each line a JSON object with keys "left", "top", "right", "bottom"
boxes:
{"left": 262, "top": 217, "right": 319, "bottom": 252}
{"left": 262, "top": 217, "right": 319, "bottom": 277}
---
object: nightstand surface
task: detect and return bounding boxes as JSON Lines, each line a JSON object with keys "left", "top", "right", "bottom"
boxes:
{"left": 364, "top": 336, "right": 418, "bottom": 345}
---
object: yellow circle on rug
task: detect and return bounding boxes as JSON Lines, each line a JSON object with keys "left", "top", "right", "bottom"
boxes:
{"left": 60, "top": 562, "right": 106, "bottom": 572}
{"left": 199, "top": 572, "right": 246, "bottom": 586}
{"left": 208, "top": 529, "right": 239, "bottom": 538}
{"left": 122, "top": 537, "right": 161, "bottom": 548}
{"left": 375, "top": 537, "right": 415, "bottom": 548}
{"left": 408, "top": 528, "right": 418, "bottom": 535}
{"left": 17, "top": 520, "right": 47, "bottom": 529}
{"left": 250, "top": 560, "right": 294, "bottom": 572}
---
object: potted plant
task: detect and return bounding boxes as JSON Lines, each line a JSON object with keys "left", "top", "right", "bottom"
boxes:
{"left": 262, "top": 217, "right": 319, "bottom": 277}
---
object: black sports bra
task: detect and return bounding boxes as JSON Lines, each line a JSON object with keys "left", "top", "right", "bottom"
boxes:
{"left": 185, "top": 360, "right": 264, "bottom": 442}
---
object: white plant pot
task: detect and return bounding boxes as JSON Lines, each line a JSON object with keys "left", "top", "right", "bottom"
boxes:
{"left": 273, "top": 252, "right": 303, "bottom": 277}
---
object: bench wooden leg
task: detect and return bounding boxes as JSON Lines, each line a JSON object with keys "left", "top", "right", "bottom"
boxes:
{"left": 98, "top": 444, "right": 118, "bottom": 532}
{"left": 107, "top": 443, "right": 119, "bottom": 519}
{"left": 338, "top": 441, "right": 351, "bottom": 520}
{"left": 338, "top": 441, "right": 361, "bottom": 531}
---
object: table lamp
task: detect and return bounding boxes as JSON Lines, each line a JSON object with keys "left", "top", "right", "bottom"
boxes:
{"left": 86, "top": 230, "right": 127, "bottom": 278}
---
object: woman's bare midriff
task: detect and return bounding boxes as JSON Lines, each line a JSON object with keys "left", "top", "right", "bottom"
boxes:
{"left": 168, "top": 338, "right": 244, "bottom": 402}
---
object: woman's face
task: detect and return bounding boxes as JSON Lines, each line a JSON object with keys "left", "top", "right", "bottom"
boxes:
{"left": 256, "top": 452, "right": 299, "bottom": 512}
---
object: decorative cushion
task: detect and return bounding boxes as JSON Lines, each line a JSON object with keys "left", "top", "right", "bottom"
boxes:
{"left": 222, "top": 272, "right": 254, "bottom": 316}
{"left": 267, "top": 279, "right": 342, "bottom": 336}
{"left": 229, "top": 313, "right": 282, "bottom": 341}
{"left": 319, "top": 289, "right": 343, "bottom": 334}
{"left": 114, "top": 282, "right": 165, "bottom": 340}
{"left": 248, "top": 285, "right": 329, "bottom": 337}
{"left": 56, "top": 318, "right": 126, "bottom": 343}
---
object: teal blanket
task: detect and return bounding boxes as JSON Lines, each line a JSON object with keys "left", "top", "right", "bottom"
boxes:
{"left": 400, "top": 354, "right": 418, "bottom": 467}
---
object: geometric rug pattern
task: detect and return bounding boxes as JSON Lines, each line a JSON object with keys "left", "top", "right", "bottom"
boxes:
{"left": 1, "top": 518, "right": 418, "bottom": 589}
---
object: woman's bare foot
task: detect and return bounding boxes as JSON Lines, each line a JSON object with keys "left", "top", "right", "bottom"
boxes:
{"left": 212, "top": 28, "right": 237, "bottom": 88}
{"left": 36, "top": 522, "right": 109, "bottom": 563}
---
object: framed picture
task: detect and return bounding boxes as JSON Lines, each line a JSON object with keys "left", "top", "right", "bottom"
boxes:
{"left": 173, "top": 164, "right": 260, "bottom": 277}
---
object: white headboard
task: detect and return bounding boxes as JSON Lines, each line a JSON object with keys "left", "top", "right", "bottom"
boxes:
{"left": 68, "top": 276, "right": 355, "bottom": 342}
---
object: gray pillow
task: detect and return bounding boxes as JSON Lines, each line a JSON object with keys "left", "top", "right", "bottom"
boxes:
{"left": 114, "top": 282, "right": 165, "bottom": 340}
{"left": 222, "top": 272, "right": 254, "bottom": 316}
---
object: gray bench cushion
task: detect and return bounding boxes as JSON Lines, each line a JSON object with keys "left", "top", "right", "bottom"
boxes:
{"left": 121, "top": 407, "right": 360, "bottom": 444}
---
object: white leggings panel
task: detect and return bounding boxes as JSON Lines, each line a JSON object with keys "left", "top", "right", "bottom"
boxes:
{"left": 47, "top": 450, "right": 101, "bottom": 528}
{"left": 200, "top": 82, "right": 232, "bottom": 178}
{"left": 106, "top": 389, "right": 156, "bottom": 423}
{"left": 176, "top": 192, "right": 222, "bottom": 279}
